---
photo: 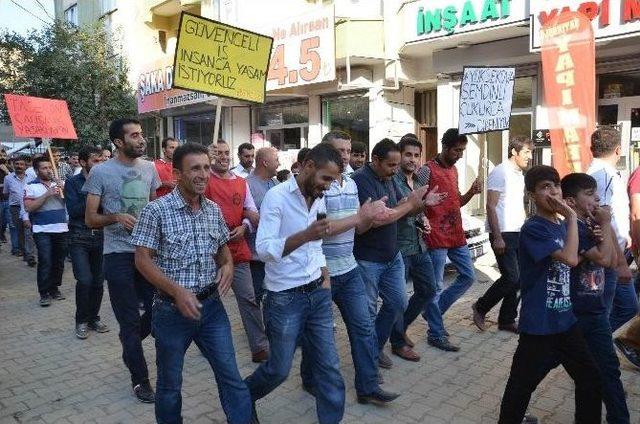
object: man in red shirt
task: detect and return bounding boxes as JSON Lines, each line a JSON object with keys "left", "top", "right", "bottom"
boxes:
{"left": 154, "top": 137, "right": 178, "bottom": 197}
{"left": 416, "top": 128, "right": 482, "bottom": 351}
{"left": 205, "top": 140, "right": 269, "bottom": 363}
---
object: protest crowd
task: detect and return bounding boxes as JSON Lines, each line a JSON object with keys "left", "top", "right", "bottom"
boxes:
{"left": 1, "top": 118, "right": 639, "bottom": 424}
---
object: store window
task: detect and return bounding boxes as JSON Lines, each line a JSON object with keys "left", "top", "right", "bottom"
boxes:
{"left": 174, "top": 113, "right": 215, "bottom": 146}
{"left": 599, "top": 72, "right": 640, "bottom": 99}
{"left": 140, "top": 118, "right": 159, "bottom": 159}
{"left": 322, "top": 93, "right": 369, "bottom": 150}
{"left": 64, "top": 4, "right": 78, "bottom": 26}
{"left": 253, "top": 102, "right": 309, "bottom": 151}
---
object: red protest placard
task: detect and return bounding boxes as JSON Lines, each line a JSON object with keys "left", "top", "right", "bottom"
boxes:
{"left": 4, "top": 94, "right": 78, "bottom": 140}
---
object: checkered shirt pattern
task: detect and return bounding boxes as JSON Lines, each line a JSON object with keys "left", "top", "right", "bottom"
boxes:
{"left": 131, "top": 189, "right": 230, "bottom": 291}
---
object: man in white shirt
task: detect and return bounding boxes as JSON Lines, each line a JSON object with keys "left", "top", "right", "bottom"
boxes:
{"left": 472, "top": 137, "right": 532, "bottom": 333}
{"left": 231, "top": 143, "right": 255, "bottom": 178}
{"left": 588, "top": 128, "right": 638, "bottom": 333}
{"left": 245, "top": 143, "right": 374, "bottom": 423}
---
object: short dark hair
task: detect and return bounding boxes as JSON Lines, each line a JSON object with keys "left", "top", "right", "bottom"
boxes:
{"left": 525, "top": 165, "right": 560, "bottom": 192}
{"left": 508, "top": 136, "right": 532, "bottom": 158}
{"left": 161, "top": 137, "right": 177, "bottom": 149}
{"left": 297, "top": 147, "right": 311, "bottom": 164}
{"left": 398, "top": 134, "right": 422, "bottom": 153}
{"left": 173, "top": 142, "right": 209, "bottom": 171}
{"left": 322, "top": 130, "right": 351, "bottom": 144}
{"left": 14, "top": 155, "right": 29, "bottom": 163}
{"left": 109, "top": 118, "right": 141, "bottom": 143}
{"left": 351, "top": 141, "right": 366, "bottom": 154}
{"left": 276, "top": 169, "right": 290, "bottom": 182}
{"left": 33, "top": 156, "right": 51, "bottom": 171}
{"left": 78, "top": 146, "right": 103, "bottom": 162}
{"left": 102, "top": 146, "right": 112, "bottom": 154}
{"left": 304, "top": 143, "right": 343, "bottom": 172}
{"left": 561, "top": 173, "right": 597, "bottom": 199}
{"left": 441, "top": 128, "right": 467, "bottom": 149}
{"left": 590, "top": 128, "right": 621, "bottom": 158}
{"left": 371, "top": 138, "right": 400, "bottom": 161}
{"left": 237, "top": 143, "right": 254, "bottom": 155}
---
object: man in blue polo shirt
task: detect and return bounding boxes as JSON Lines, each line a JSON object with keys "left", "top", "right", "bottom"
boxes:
{"left": 352, "top": 138, "right": 445, "bottom": 369}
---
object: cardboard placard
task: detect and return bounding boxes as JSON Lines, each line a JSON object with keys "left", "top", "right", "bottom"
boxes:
{"left": 458, "top": 66, "right": 515, "bottom": 135}
{"left": 4, "top": 94, "right": 77, "bottom": 139}
{"left": 172, "top": 12, "right": 273, "bottom": 103}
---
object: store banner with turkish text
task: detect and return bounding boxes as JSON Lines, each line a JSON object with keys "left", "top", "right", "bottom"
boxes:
{"left": 541, "top": 10, "right": 595, "bottom": 176}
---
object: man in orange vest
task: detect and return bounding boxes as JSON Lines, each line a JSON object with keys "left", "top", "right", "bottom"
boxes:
{"left": 205, "top": 140, "right": 269, "bottom": 363}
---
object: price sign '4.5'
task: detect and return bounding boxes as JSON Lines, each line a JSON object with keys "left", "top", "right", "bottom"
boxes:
{"left": 268, "top": 36, "right": 321, "bottom": 86}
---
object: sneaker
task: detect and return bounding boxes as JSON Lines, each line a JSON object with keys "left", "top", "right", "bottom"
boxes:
{"left": 75, "top": 323, "right": 88, "bottom": 339}
{"left": 523, "top": 414, "right": 539, "bottom": 423}
{"left": 427, "top": 337, "right": 460, "bottom": 352}
{"left": 378, "top": 351, "right": 393, "bottom": 369}
{"left": 614, "top": 338, "right": 640, "bottom": 369}
{"left": 133, "top": 381, "right": 155, "bottom": 403}
{"left": 88, "top": 320, "right": 109, "bottom": 333}
{"left": 51, "top": 290, "right": 65, "bottom": 300}
{"left": 498, "top": 323, "right": 519, "bottom": 334}
{"left": 357, "top": 388, "right": 400, "bottom": 405}
{"left": 39, "top": 295, "right": 52, "bottom": 307}
{"left": 27, "top": 258, "right": 37, "bottom": 267}
{"left": 471, "top": 302, "right": 486, "bottom": 331}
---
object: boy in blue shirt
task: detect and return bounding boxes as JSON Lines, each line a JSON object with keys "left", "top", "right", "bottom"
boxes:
{"left": 561, "top": 173, "right": 629, "bottom": 424}
{"left": 498, "top": 166, "right": 602, "bottom": 424}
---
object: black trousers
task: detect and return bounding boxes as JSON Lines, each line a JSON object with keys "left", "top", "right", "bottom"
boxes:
{"left": 476, "top": 232, "right": 520, "bottom": 324}
{"left": 498, "top": 324, "right": 603, "bottom": 424}
{"left": 69, "top": 228, "right": 104, "bottom": 324}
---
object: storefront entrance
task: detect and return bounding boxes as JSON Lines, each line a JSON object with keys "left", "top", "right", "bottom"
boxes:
{"left": 599, "top": 95, "right": 640, "bottom": 173}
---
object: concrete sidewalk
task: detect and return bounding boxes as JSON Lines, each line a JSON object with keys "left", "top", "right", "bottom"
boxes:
{"left": 0, "top": 248, "right": 638, "bottom": 423}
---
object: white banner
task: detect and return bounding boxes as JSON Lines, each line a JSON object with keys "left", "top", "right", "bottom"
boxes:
{"left": 458, "top": 66, "right": 515, "bottom": 135}
{"left": 530, "top": 0, "right": 640, "bottom": 51}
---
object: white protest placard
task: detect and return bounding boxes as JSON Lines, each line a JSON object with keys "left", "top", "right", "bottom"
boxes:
{"left": 458, "top": 66, "right": 515, "bottom": 135}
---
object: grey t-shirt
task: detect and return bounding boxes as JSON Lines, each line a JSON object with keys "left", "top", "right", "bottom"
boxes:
{"left": 83, "top": 158, "right": 160, "bottom": 254}
{"left": 246, "top": 174, "right": 277, "bottom": 258}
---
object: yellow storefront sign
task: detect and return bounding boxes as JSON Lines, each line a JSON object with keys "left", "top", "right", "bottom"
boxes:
{"left": 173, "top": 12, "right": 273, "bottom": 103}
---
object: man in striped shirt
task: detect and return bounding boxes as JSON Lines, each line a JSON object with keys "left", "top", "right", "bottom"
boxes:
{"left": 23, "top": 156, "right": 69, "bottom": 307}
{"left": 299, "top": 131, "right": 400, "bottom": 405}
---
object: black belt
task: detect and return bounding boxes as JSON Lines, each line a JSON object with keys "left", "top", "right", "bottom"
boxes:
{"left": 158, "top": 284, "right": 219, "bottom": 303}
{"left": 281, "top": 276, "right": 324, "bottom": 294}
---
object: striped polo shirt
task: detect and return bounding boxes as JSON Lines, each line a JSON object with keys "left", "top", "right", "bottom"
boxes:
{"left": 322, "top": 174, "right": 359, "bottom": 277}
{"left": 24, "top": 179, "right": 68, "bottom": 233}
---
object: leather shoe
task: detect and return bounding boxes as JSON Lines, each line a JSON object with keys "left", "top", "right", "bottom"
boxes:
{"left": 471, "top": 302, "right": 486, "bottom": 331}
{"left": 498, "top": 323, "right": 519, "bottom": 334}
{"left": 357, "top": 388, "right": 400, "bottom": 405}
{"left": 402, "top": 332, "right": 415, "bottom": 348}
{"left": 427, "top": 337, "right": 460, "bottom": 352}
{"left": 614, "top": 338, "right": 640, "bottom": 369}
{"left": 251, "top": 349, "right": 269, "bottom": 363}
{"left": 392, "top": 345, "right": 420, "bottom": 362}
{"left": 378, "top": 351, "right": 393, "bottom": 369}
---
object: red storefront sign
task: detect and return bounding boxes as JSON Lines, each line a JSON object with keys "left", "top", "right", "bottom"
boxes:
{"left": 541, "top": 11, "right": 596, "bottom": 176}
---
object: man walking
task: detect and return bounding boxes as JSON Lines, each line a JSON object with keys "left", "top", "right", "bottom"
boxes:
{"left": 64, "top": 146, "right": 109, "bottom": 339}
{"left": 232, "top": 143, "right": 255, "bottom": 178}
{"left": 246, "top": 143, "right": 353, "bottom": 424}
{"left": 472, "top": 137, "right": 532, "bottom": 333}
{"left": 3, "top": 155, "right": 36, "bottom": 265}
{"left": 84, "top": 118, "right": 160, "bottom": 403}
{"left": 246, "top": 147, "right": 279, "bottom": 305}
{"left": 588, "top": 128, "right": 637, "bottom": 332}
{"left": 133, "top": 142, "right": 256, "bottom": 424}
{"left": 0, "top": 148, "right": 10, "bottom": 244}
{"left": 388, "top": 134, "right": 440, "bottom": 362}
{"left": 416, "top": 128, "right": 482, "bottom": 352}
{"left": 353, "top": 138, "right": 441, "bottom": 369}
{"left": 154, "top": 137, "right": 179, "bottom": 198}
{"left": 24, "top": 156, "right": 69, "bottom": 306}
{"left": 300, "top": 131, "right": 399, "bottom": 405}
{"left": 205, "top": 140, "right": 269, "bottom": 363}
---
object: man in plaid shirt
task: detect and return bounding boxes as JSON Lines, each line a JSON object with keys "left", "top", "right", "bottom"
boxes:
{"left": 132, "top": 143, "right": 257, "bottom": 424}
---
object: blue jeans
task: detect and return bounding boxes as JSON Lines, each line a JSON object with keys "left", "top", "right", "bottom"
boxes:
{"left": 604, "top": 268, "right": 639, "bottom": 333}
{"left": 0, "top": 199, "right": 9, "bottom": 238}
{"left": 249, "top": 260, "right": 266, "bottom": 306}
{"left": 33, "top": 232, "right": 68, "bottom": 296}
{"left": 422, "top": 246, "right": 474, "bottom": 339}
{"left": 576, "top": 313, "right": 629, "bottom": 424}
{"left": 153, "top": 295, "right": 253, "bottom": 424}
{"left": 390, "top": 251, "right": 438, "bottom": 348}
{"left": 358, "top": 252, "right": 408, "bottom": 352}
{"left": 6, "top": 203, "right": 19, "bottom": 254}
{"left": 69, "top": 228, "right": 104, "bottom": 324}
{"left": 104, "top": 253, "right": 155, "bottom": 386}
{"left": 245, "top": 287, "right": 345, "bottom": 424}
{"left": 300, "top": 268, "right": 379, "bottom": 396}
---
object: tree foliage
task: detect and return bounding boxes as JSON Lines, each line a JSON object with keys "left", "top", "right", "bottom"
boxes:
{"left": 0, "top": 22, "right": 136, "bottom": 149}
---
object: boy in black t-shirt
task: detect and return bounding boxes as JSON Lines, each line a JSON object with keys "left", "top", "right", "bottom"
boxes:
{"left": 561, "top": 173, "right": 629, "bottom": 424}
{"left": 498, "top": 166, "right": 602, "bottom": 424}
